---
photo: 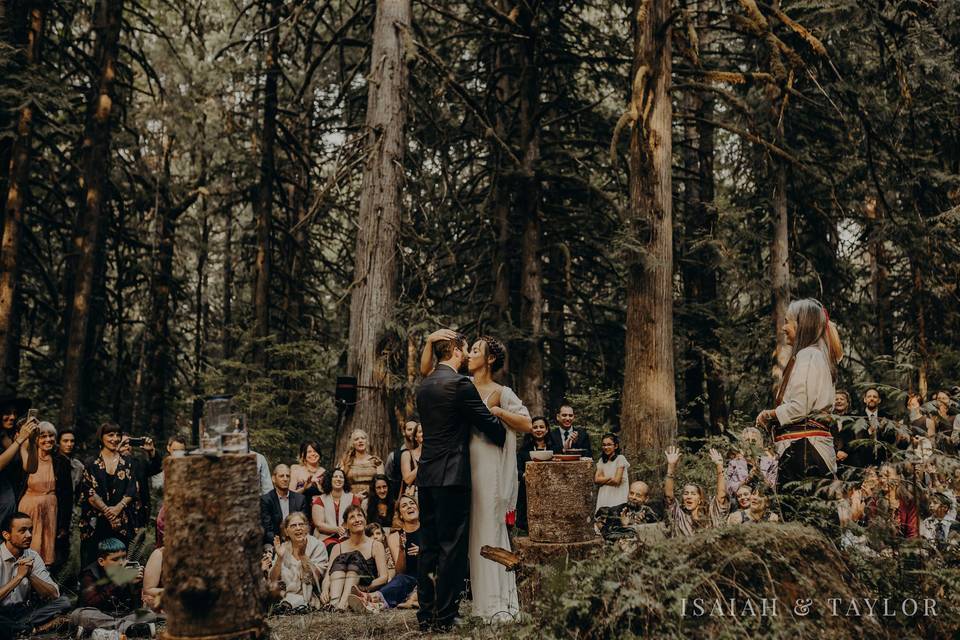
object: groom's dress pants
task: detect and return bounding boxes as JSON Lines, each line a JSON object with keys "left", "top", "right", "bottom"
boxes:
{"left": 417, "top": 484, "right": 471, "bottom": 629}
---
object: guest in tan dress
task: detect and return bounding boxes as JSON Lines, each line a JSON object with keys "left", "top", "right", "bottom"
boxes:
{"left": 339, "top": 429, "right": 383, "bottom": 499}
{"left": 18, "top": 422, "right": 73, "bottom": 566}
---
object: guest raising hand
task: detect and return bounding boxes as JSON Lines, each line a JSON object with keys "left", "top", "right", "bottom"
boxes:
{"left": 663, "top": 446, "right": 728, "bottom": 537}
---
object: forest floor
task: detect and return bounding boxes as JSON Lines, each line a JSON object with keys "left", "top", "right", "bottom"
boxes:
{"left": 267, "top": 608, "right": 516, "bottom": 640}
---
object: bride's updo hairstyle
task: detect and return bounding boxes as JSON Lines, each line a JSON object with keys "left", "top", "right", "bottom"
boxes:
{"left": 785, "top": 298, "right": 843, "bottom": 380}
{"left": 478, "top": 335, "right": 506, "bottom": 373}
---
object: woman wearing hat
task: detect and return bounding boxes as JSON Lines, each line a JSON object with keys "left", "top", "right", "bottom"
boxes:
{"left": 0, "top": 387, "right": 39, "bottom": 526}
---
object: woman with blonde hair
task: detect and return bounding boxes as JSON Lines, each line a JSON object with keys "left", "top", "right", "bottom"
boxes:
{"left": 339, "top": 430, "right": 383, "bottom": 500}
{"left": 756, "top": 298, "right": 843, "bottom": 488}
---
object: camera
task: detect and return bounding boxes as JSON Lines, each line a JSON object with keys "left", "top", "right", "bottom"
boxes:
{"left": 126, "top": 437, "right": 146, "bottom": 447}
{"left": 124, "top": 560, "right": 141, "bottom": 570}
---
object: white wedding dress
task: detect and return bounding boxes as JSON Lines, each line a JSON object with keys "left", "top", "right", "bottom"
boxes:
{"left": 469, "top": 385, "right": 528, "bottom": 622}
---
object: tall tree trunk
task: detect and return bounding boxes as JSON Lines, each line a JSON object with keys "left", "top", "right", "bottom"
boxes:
{"left": 620, "top": 0, "right": 676, "bottom": 458}
{"left": 252, "top": 0, "right": 280, "bottom": 366}
{"left": 338, "top": 0, "right": 411, "bottom": 459}
{"left": 911, "top": 258, "right": 928, "bottom": 398}
{"left": 194, "top": 195, "right": 209, "bottom": 396}
{"left": 515, "top": 5, "right": 544, "bottom": 415}
{"left": 59, "top": 0, "right": 123, "bottom": 435}
{"left": 0, "top": 1, "right": 45, "bottom": 387}
{"left": 770, "top": 156, "right": 790, "bottom": 390}
{"left": 222, "top": 207, "right": 234, "bottom": 360}
{"left": 545, "top": 244, "right": 569, "bottom": 413}
{"left": 489, "top": 5, "right": 514, "bottom": 325}
{"left": 865, "top": 196, "right": 893, "bottom": 356}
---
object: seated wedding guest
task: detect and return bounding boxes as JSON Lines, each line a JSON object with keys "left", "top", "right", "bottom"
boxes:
{"left": 920, "top": 492, "right": 956, "bottom": 549}
{"left": 141, "top": 538, "right": 163, "bottom": 614}
{"left": 0, "top": 512, "right": 71, "bottom": 638}
{"left": 724, "top": 427, "right": 777, "bottom": 499}
{"left": 365, "top": 523, "right": 395, "bottom": 581}
{"left": 290, "top": 440, "right": 326, "bottom": 497}
{"left": 837, "top": 467, "right": 880, "bottom": 552}
{"left": 340, "top": 429, "right": 384, "bottom": 499}
{"left": 312, "top": 468, "right": 360, "bottom": 550}
{"left": 321, "top": 505, "right": 387, "bottom": 610}
{"left": 834, "top": 390, "right": 851, "bottom": 415}
{"left": 0, "top": 389, "right": 38, "bottom": 532}
{"left": 17, "top": 422, "right": 72, "bottom": 572}
{"left": 729, "top": 484, "right": 752, "bottom": 520}
{"left": 663, "top": 446, "right": 728, "bottom": 537}
{"left": 596, "top": 480, "right": 660, "bottom": 542}
{"left": 517, "top": 416, "right": 556, "bottom": 530}
{"left": 549, "top": 404, "right": 593, "bottom": 458}
{"left": 57, "top": 428, "right": 86, "bottom": 491}
{"left": 727, "top": 485, "right": 780, "bottom": 525}
{"left": 349, "top": 495, "right": 421, "bottom": 613}
{"left": 363, "top": 475, "right": 394, "bottom": 533}
{"left": 80, "top": 422, "right": 137, "bottom": 567}
{"left": 399, "top": 425, "right": 423, "bottom": 497}
{"left": 71, "top": 537, "right": 156, "bottom": 637}
{"left": 620, "top": 481, "right": 659, "bottom": 525}
{"left": 933, "top": 390, "right": 959, "bottom": 454}
{"left": 268, "top": 511, "right": 328, "bottom": 614}
{"left": 118, "top": 435, "right": 161, "bottom": 530}
{"left": 595, "top": 434, "right": 629, "bottom": 512}
{"left": 863, "top": 464, "right": 919, "bottom": 538}
{"left": 385, "top": 420, "right": 417, "bottom": 498}
{"left": 261, "top": 464, "right": 310, "bottom": 545}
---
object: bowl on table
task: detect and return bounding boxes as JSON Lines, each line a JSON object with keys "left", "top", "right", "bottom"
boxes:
{"left": 530, "top": 450, "right": 554, "bottom": 462}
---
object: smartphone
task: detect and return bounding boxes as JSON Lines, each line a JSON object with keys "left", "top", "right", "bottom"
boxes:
{"left": 26, "top": 408, "right": 38, "bottom": 421}
{"left": 127, "top": 437, "right": 146, "bottom": 447}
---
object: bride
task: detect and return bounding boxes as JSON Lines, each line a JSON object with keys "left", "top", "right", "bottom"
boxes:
{"left": 422, "top": 330, "right": 532, "bottom": 622}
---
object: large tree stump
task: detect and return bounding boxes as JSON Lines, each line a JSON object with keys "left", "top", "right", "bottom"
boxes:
{"left": 525, "top": 459, "right": 597, "bottom": 543}
{"left": 162, "top": 454, "right": 269, "bottom": 640}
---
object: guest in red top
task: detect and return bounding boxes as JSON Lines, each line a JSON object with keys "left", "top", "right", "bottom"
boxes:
{"left": 865, "top": 464, "right": 919, "bottom": 538}
{"left": 311, "top": 468, "right": 360, "bottom": 551}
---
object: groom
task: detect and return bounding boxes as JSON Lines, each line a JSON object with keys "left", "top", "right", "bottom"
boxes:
{"left": 415, "top": 331, "right": 506, "bottom": 631}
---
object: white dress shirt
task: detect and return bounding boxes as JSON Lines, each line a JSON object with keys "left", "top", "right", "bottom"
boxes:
{"left": 0, "top": 544, "right": 59, "bottom": 605}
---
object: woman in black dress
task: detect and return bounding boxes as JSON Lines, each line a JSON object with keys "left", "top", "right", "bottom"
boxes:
{"left": 320, "top": 504, "right": 387, "bottom": 609}
{"left": 79, "top": 422, "right": 138, "bottom": 566}
{"left": 516, "top": 416, "right": 556, "bottom": 530}
{"left": 364, "top": 474, "right": 394, "bottom": 532}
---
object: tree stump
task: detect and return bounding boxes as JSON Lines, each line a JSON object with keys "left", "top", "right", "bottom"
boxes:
{"left": 525, "top": 459, "right": 597, "bottom": 543}
{"left": 161, "top": 454, "right": 269, "bottom": 640}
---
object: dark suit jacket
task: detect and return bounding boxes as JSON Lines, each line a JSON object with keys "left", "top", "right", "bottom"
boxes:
{"left": 260, "top": 489, "right": 310, "bottom": 544}
{"left": 415, "top": 364, "right": 506, "bottom": 488}
{"left": 549, "top": 427, "right": 593, "bottom": 458}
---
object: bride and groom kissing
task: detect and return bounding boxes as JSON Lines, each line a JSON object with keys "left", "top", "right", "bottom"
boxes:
{"left": 414, "top": 329, "right": 532, "bottom": 631}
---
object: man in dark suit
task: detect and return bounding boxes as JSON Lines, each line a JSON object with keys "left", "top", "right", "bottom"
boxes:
{"left": 549, "top": 403, "right": 594, "bottom": 458}
{"left": 415, "top": 331, "right": 506, "bottom": 632}
{"left": 259, "top": 464, "right": 309, "bottom": 545}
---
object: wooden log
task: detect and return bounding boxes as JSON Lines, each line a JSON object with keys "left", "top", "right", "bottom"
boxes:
{"left": 513, "top": 536, "right": 602, "bottom": 605}
{"left": 162, "top": 454, "right": 269, "bottom": 640}
{"left": 525, "top": 459, "right": 596, "bottom": 543}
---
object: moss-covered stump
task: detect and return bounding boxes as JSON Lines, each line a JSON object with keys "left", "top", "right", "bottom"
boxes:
{"left": 525, "top": 459, "right": 596, "bottom": 543}
{"left": 514, "top": 536, "right": 602, "bottom": 605}
{"left": 513, "top": 523, "right": 953, "bottom": 640}
{"left": 162, "top": 454, "right": 269, "bottom": 640}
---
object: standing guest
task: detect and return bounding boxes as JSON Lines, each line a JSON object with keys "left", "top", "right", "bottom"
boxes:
{"left": 290, "top": 440, "right": 326, "bottom": 498}
{"left": 349, "top": 494, "right": 421, "bottom": 613}
{"left": 17, "top": 423, "right": 72, "bottom": 569}
{"left": 932, "top": 390, "right": 959, "bottom": 454}
{"left": 311, "top": 468, "right": 360, "bottom": 550}
{"left": 594, "top": 434, "right": 629, "bottom": 512}
{"left": 0, "top": 512, "right": 71, "bottom": 638}
{"left": 727, "top": 485, "right": 780, "bottom": 525}
{"left": 516, "top": 416, "right": 556, "bottom": 530}
{"left": 755, "top": 298, "right": 843, "bottom": 488}
{"left": 118, "top": 434, "right": 161, "bottom": 531}
{"left": 0, "top": 388, "right": 38, "bottom": 528}
{"left": 363, "top": 475, "right": 394, "bottom": 533}
{"left": 261, "top": 464, "right": 310, "bottom": 545}
{"left": 79, "top": 422, "right": 138, "bottom": 567}
{"left": 663, "top": 446, "right": 728, "bottom": 537}
{"left": 150, "top": 435, "right": 187, "bottom": 491}
{"left": 724, "top": 426, "right": 778, "bottom": 499}
{"left": 321, "top": 505, "right": 387, "bottom": 610}
{"left": 549, "top": 404, "right": 593, "bottom": 458}
{"left": 399, "top": 424, "right": 423, "bottom": 497}
{"left": 57, "top": 428, "right": 86, "bottom": 491}
{"left": 253, "top": 450, "right": 274, "bottom": 495}
{"left": 834, "top": 390, "right": 851, "bottom": 415}
{"left": 71, "top": 537, "right": 156, "bottom": 637}
{"left": 920, "top": 492, "right": 956, "bottom": 548}
{"left": 340, "top": 429, "right": 384, "bottom": 500}
{"left": 268, "top": 511, "right": 328, "bottom": 614}
{"left": 385, "top": 421, "right": 418, "bottom": 498}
